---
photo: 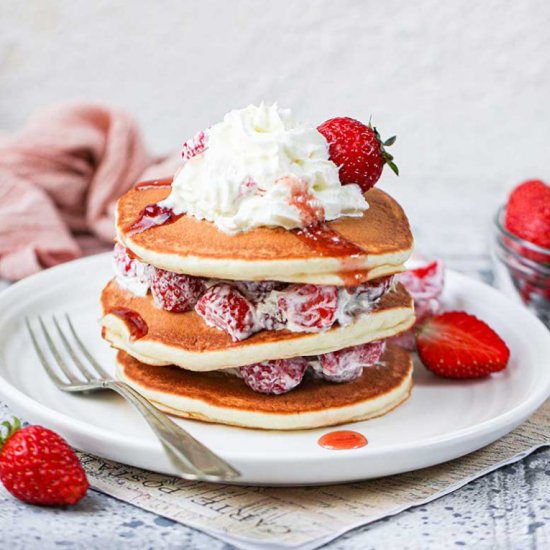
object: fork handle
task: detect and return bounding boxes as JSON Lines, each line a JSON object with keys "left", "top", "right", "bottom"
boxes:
{"left": 105, "top": 381, "right": 240, "bottom": 481}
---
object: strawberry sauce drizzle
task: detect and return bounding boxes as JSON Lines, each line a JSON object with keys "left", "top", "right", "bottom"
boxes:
{"left": 129, "top": 175, "right": 369, "bottom": 282}
{"left": 339, "top": 257, "right": 372, "bottom": 287}
{"left": 318, "top": 430, "right": 368, "bottom": 450}
{"left": 108, "top": 307, "right": 148, "bottom": 340}
{"left": 293, "top": 223, "right": 364, "bottom": 257}
{"left": 126, "top": 203, "right": 183, "bottom": 236}
{"left": 287, "top": 178, "right": 325, "bottom": 226}
{"left": 288, "top": 181, "right": 369, "bottom": 285}
{"left": 293, "top": 223, "right": 371, "bottom": 286}
{"left": 134, "top": 177, "right": 173, "bottom": 191}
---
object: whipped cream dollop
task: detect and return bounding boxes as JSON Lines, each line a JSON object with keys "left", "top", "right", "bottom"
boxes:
{"left": 161, "top": 103, "right": 369, "bottom": 233}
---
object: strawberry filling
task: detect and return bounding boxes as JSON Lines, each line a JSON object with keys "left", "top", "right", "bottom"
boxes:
{"left": 238, "top": 340, "right": 385, "bottom": 395}
{"left": 390, "top": 260, "right": 445, "bottom": 351}
{"left": 113, "top": 244, "right": 395, "bottom": 340}
{"left": 149, "top": 266, "right": 206, "bottom": 313}
{"left": 195, "top": 283, "right": 257, "bottom": 342}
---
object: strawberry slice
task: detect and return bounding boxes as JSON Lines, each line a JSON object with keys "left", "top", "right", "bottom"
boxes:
{"left": 149, "top": 267, "right": 205, "bottom": 312}
{"left": 416, "top": 311, "right": 510, "bottom": 379}
{"left": 195, "top": 283, "right": 257, "bottom": 341}
{"left": 399, "top": 260, "right": 444, "bottom": 303}
{"left": 239, "top": 358, "right": 308, "bottom": 395}
{"left": 278, "top": 284, "right": 338, "bottom": 332}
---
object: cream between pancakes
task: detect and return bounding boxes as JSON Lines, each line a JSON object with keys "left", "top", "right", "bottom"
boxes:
{"left": 161, "top": 103, "right": 369, "bottom": 234}
{"left": 100, "top": 286, "right": 415, "bottom": 372}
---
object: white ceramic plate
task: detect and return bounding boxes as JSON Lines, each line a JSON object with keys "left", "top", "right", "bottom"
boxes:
{"left": 0, "top": 253, "right": 549, "bottom": 485}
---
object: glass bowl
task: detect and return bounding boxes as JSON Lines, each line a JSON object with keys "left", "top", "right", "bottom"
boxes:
{"left": 492, "top": 205, "right": 550, "bottom": 328}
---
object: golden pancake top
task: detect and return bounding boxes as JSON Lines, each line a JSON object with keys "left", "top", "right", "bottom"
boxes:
{"left": 116, "top": 186, "right": 413, "bottom": 285}
{"left": 116, "top": 345, "right": 412, "bottom": 415}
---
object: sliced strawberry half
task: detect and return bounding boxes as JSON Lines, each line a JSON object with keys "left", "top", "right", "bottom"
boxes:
{"left": 416, "top": 311, "right": 510, "bottom": 379}
{"left": 278, "top": 284, "right": 338, "bottom": 332}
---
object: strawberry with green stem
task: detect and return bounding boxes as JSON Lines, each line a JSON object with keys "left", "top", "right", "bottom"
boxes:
{"left": 318, "top": 116, "right": 398, "bottom": 192}
{"left": 0, "top": 417, "right": 89, "bottom": 505}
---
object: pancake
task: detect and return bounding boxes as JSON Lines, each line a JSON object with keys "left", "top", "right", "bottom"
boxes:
{"left": 115, "top": 345, "right": 413, "bottom": 430}
{"left": 116, "top": 187, "right": 413, "bottom": 285}
{"left": 100, "top": 280, "right": 415, "bottom": 371}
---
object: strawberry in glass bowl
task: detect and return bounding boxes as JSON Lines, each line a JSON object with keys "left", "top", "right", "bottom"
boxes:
{"left": 493, "top": 179, "right": 550, "bottom": 328}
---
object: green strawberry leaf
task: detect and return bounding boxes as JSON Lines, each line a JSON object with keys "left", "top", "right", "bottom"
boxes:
{"left": 0, "top": 417, "right": 21, "bottom": 449}
{"left": 387, "top": 161, "right": 399, "bottom": 175}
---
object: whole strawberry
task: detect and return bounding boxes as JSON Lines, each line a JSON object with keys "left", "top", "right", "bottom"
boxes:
{"left": 416, "top": 312, "right": 510, "bottom": 379}
{"left": 317, "top": 117, "right": 398, "bottom": 192}
{"left": 504, "top": 179, "right": 550, "bottom": 250}
{"left": 0, "top": 418, "right": 89, "bottom": 506}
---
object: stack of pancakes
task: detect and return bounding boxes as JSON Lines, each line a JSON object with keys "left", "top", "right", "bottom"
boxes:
{"left": 100, "top": 185, "right": 415, "bottom": 430}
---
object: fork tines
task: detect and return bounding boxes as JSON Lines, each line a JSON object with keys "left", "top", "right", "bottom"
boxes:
{"left": 26, "top": 314, "right": 111, "bottom": 389}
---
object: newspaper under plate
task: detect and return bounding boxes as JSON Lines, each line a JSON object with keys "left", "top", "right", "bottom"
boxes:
{"left": 78, "top": 400, "right": 549, "bottom": 550}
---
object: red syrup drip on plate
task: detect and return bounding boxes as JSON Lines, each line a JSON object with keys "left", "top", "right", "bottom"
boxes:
{"left": 126, "top": 203, "right": 184, "bottom": 236}
{"left": 134, "top": 177, "right": 173, "bottom": 191}
{"left": 108, "top": 307, "right": 148, "bottom": 341}
{"left": 318, "top": 430, "right": 368, "bottom": 450}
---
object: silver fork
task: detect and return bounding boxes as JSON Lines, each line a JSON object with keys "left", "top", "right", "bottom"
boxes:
{"left": 25, "top": 314, "right": 240, "bottom": 482}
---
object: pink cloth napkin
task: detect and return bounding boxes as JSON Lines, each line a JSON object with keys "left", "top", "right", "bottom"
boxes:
{"left": 0, "top": 103, "right": 180, "bottom": 281}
